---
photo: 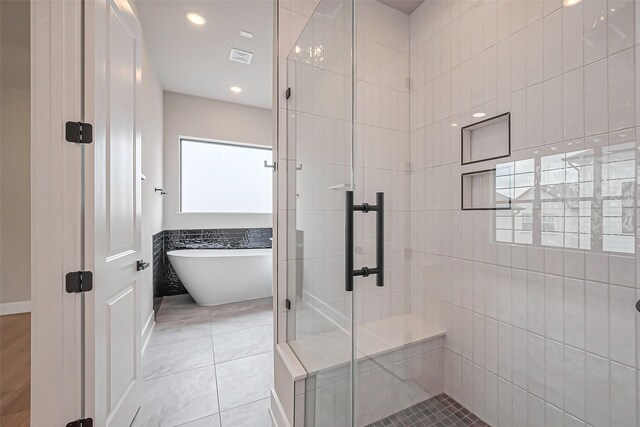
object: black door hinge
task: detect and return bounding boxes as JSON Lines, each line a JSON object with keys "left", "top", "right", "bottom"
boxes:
{"left": 65, "top": 121, "right": 93, "bottom": 144}
{"left": 285, "top": 299, "right": 291, "bottom": 310}
{"left": 65, "top": 271, "right": 94, "bottom": 293}
{"left": 66, "top": 418, "right": 93, "bottom": 427}
{"left": 285, "top": 88, "right": 291, "bottom": 99}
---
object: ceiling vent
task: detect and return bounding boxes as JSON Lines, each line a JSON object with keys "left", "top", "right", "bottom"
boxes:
{"left": 229, "top": 48, "right": 253, "bottom": 65}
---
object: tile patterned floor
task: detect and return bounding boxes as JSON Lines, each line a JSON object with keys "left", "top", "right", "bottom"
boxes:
{"left": 366, "top": 394, "right": 489, "bottom": 427}
{"left": 131, "top": 295, "right": 274, "bottom": 427}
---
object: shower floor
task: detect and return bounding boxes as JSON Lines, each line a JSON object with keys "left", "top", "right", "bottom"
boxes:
{"left": 366, "top": 394, "right": 489, "bottom": 427}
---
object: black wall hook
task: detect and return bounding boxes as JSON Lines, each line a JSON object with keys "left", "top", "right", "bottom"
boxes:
{"left": 154, "top": 187, "right": 167, "bottom": 195}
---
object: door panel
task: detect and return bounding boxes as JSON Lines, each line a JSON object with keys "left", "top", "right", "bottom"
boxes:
{"left": 92, "top": 0, "right": 143, "bottom": 425}
{"left": 108, "top": 5, "right": 136, "bottom": 253}
{"left": 107, "top": 285, "right": 136, "bottom": 411}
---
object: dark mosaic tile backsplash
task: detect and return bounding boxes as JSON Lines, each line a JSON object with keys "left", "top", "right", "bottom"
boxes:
{"left": 152, "top": 228, "right": 272, "bottom": 298}
{"left": 152, "top": 231, "right": 164, "bottom": 298}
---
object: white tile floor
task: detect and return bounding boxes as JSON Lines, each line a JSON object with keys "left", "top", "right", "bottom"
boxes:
{"left": 131, "top": 295, "right": 274, "bottom": 427}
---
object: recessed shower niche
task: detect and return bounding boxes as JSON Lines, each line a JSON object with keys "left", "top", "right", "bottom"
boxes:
{"left": 461, "top": 112, "right": 510, "bottom": 165}
{"left": 461, "top": 169, "right": 511, "bottom": 211}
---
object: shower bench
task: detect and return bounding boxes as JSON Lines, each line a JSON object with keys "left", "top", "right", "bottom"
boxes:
{"left": 283, "top": 313, "right": 446, "bottom": 426}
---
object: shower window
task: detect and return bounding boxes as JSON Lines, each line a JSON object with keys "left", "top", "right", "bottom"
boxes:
{"left": 179, "top": 138, "right": 273, "bottom": 213}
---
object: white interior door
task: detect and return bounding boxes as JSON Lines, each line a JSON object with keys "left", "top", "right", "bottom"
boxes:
{"left": 91, "top": 0, "right": 143, "bottom": 425}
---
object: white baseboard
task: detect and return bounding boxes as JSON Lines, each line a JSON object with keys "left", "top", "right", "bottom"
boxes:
{"left": 270, "top": 388, "right": 291, "bottom": 427}
{"left": 141, "top": 311, "right": 155, "bottom": 356}
{"left": 0, "top": 301, "right": 32, "bottom": 315}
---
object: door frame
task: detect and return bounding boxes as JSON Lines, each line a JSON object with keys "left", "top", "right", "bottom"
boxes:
{"left": 30, "top": 0, "right": 87, "bottom": 425}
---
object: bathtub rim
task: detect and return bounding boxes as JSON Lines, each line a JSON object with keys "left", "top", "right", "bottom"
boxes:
{"left": 167, "top": 248, "right": 272, "bottom": 258}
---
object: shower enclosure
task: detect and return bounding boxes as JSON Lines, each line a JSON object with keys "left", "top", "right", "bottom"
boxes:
{"left": 281, "top": 0, "right": 640, "bottom": 425}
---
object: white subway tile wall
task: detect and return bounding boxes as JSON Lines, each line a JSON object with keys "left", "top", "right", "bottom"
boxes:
{"left": 409, "top": 1, "right": 638, "bottom": 427}
{"left": 354, "top": 0, "right": 411, "bottom": 326}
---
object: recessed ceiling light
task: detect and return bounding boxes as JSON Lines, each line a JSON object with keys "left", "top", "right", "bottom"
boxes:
{"left": 563, "top": 0, "right": 582, "bottom": 6}
{"left": 472, "top": 112, "right": 486, "bottom": 118}
{"left": 295, "top": 46, "right": 301, "bottom": 54}
{"left": 186, "top": 12, "right": 206, "bottom": 26}
{"left": 240, "top": 30, "right": 254, "bottom": 39}
{"left": 230, "top": 86, "right": 242, "bottom": 93}
{"left": 451, "top": 123, "right": 458, "bottom": 127}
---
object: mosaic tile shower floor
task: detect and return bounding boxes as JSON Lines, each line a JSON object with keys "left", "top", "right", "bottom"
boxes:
{"left": 366, "top": 394, "right": 489, "bottom": 427}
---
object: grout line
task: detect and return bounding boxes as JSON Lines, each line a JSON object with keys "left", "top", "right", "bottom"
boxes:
{"left": 211, "top": 321, "right": 274, "bottom": 338}
{"left": 146, "top": 323, "right": 272, "bottom": 355}
{"left": 174, "top": 413, "right": 219, "bottom": 427}
{"left": 142, "top": 360, "right": 216, "bottom": 382}
{"left": 218, "top": 396, "right": 272, "bottom": 417}
{"left": 146, "top": 337, "right": 211, "bottom": 349}
{"left": 146, "top": 327, "right": 213, "bottom": 349}
{"left": 211, "top": 326, "right": 224, "bottom": 427}
{"left": 214, "top": 349, "right": 274, "bottom": 367}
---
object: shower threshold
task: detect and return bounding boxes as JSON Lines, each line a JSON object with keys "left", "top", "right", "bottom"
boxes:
{"left": 366, "top": 394, "right": 489, "bottom": 427}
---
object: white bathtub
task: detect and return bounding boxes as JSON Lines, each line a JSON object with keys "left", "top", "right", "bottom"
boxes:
{"left": 167, "top": 249, "right": 272, "bottom": 306}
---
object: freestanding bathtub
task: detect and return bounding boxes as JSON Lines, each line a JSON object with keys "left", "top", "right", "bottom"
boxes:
{"left": 167, "top": 249, "right": 272, "bottom": 306}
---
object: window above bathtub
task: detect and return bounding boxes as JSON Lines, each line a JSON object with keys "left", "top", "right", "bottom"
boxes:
{"left": 180, "top": 138, "right": 273, "bottom": 213}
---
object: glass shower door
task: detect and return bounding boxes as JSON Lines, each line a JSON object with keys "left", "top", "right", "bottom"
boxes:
{"left": 284, "top": 1, "right": 438, "bottom": 425}
{"left": 284, "top": 0, "right": 356, "bottom": 425}
{"left": 286, "top": 0, "right": 640, "bottom": 425}
{"left": 350, "top": 1, "right": 448, "bottom": 425}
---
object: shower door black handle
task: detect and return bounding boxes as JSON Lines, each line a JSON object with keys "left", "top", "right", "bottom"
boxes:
{"left": 345, "top": 191, "right": 384, "bottom": 292}
{"left": 346, "top": 191, "right": 354, "bottom": 292}
{"left": 376, "top": 192, "right": 384, "bottom": 287}
{"left": 636, "top": 299, "right": 640, "bottom": 313}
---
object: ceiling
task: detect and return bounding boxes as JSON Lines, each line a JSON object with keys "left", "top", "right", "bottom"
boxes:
{"left": 378, "top": 0, "right": 425, "bottom": 14}
{"left": 135, "top": 0, "right": 273, "bottom": 109}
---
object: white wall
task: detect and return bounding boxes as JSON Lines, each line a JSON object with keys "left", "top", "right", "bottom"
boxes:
{"left": 0, "top": 0, "right": 31, "bottom": 306}
{"left": 163, "top": 91, "right": 272, "bottom": 230}
{"left": 355, "top": 0, "right": 411, "bottom": 325}
{"left": 139, "top": 46, "right": 163, "bottom": 339}
{"left": 409, "top": 1, "right": 639, "bottom": 426}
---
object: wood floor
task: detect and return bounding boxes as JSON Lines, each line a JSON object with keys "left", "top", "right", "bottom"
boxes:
{"left": 0, "top": 313, "right": 30, "bottom": 427}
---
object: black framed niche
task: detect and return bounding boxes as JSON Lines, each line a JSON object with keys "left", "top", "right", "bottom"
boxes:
{"left": 461, "top": 112, "right": 511, "bottom": 165}
{"left": 461, "top": 168, "right": 512, "bottom": 211}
